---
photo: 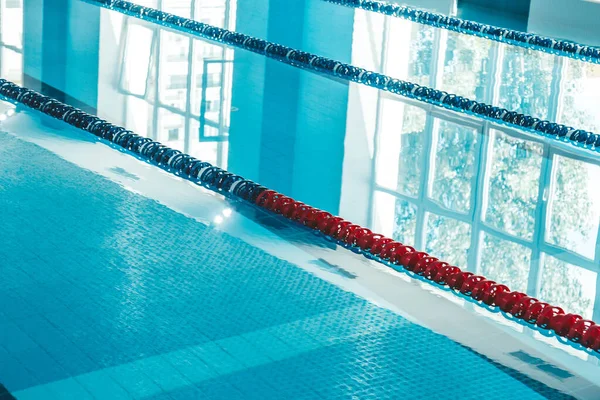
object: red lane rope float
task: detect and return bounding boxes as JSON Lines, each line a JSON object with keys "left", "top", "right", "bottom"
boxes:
{"left": 255, "top": 189, "right": 600, "bottom": 352}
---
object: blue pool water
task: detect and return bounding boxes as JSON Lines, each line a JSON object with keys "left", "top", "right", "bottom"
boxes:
{"left": 2, "top": 0, "right": 600, "bottom": 398}
{"left": 0, "top": 129, "right": 581, "bottom": 399}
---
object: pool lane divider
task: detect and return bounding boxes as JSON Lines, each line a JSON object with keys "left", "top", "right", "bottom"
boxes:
{"left": 324, "top": 0, "right": 600, "bottom": 65}
{"left": 2, "top": 78, "right": 599, "bottom": 354}
{"left": 83, "top": 0, "right": 600, "bottom": 152}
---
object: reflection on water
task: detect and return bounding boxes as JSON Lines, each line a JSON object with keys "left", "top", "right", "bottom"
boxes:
{"left": 370, "top": 94, "right": 600, "bottom": 322}
{"left": 430, "top": 119, "right": 478, "bottom": 213}
{"left": 117, "top": 0, "right": 234, "bottom": 167}
{"left": 367, "top": 11, "right": 600, "bottom": 134}
{"left": 0, "top": 0, "right": 22, "bottom": 85}
{"left": 485, "top": 130, "right": 543, "bottom": 240}
{"left": 1, "top": 0, "right": 599, "bottom": 358}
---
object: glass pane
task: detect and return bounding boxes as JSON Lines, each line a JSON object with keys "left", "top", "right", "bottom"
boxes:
{"left": 393, "top": 198, "right": 418, "bottom": 245}
{"left": 371, "top": 191, "right": 417, "bottom": 246}
{"left": 125, "top": 96, "right": 152, "bottom": 138}
{"left": 162, "top": 0, "right": 191, "bottom": 18}
{"left": 133, "top": 0, "right": 157, "bottom": 6}
{"left": 157, "top": 108, "right": 186, "bottom": 151}
{"left": 195, "top": 0, "right": 227, "bottom": 28}
{"left": 546, "top": 155, "right": 600, "bottom": 259}
{"left": 485, "top": 130, "right": 543, "bottom": 240}
{"left": 539, "top": 255, "right": 596, "bottom": 319}
{"left": 425, "top": 214, "right": 471, "bottom": 268}
{"left": 202, "top": 125, "right": 221, "bottom": 137}
{"left": 121, "top": 24, "right": 153, "bottom": 96}
{"left": 498, "top": 46, "right": 555, "bottom": 120}
{"left": 189, "top": 119, "right": 226, "bottom": 168}
{"left": 479, "top": 233, "right": 531, "bottom": 293}
{"left": 221, "top": 140, "right": 229, "bottom": 170}
{"left": 375, "top": 99, "right": 426, "bottom": 197}
{"left": 430, "top": 119, "right": 478, "bottom": 213}
{"left": 385, "top": 19, "right": 434, "bottom": 87}
{"left": 158, "top": 32, "right": 190, "bottom": 111}
{"left": 191, "top": 44, "right": 226, "bottom": 116}
{"left": 1, "top": 48, "right": 22, "bottom": 85}
{"left": 440, "top": 32, "right": 492, "bottom": 101}
{"left": 191, "top": 141, "right": 218, "bottom": 166}
{"left": 559, "top": 60, "right": 600, "bottom": 133}
{"left": 1, "top": 0, "right": 22, "bottom": 48}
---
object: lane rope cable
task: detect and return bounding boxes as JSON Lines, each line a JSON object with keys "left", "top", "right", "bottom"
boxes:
{"left": 324, "top": 0, "right": 600, "bottom": 65}
{"left": 82, "top": 0, "right": 600, "bottom": 152}
{"left": 1, "top": 78, "right": 598, "bottom": 354}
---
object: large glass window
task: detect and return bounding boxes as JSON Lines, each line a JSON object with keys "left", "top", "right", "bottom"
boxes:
{"left": 546, "top": 155, "right": 600, "bottom": 259}
{"left": 485, "top": 130, "right": 543, "bottom": 240}
{"left": 479, "top": 233, "right": 531, "bottom": 293}
{"left": 425, "top": 213, "right": 471, "bottom": 267}
{"left": 558, "top": 60, "right": 600, "bottom": 134}
{"left": 362, "top": 6, "right": 600, "bottom": 334}
{"left": 539, "top": 255, "right": 596, "bottom": 319}
{"left": 430, "top": 119, "right": 478, "bottom": 213}
{"left": 375, "top": 99, "right": 426, "bottom": 197}
{"left": 0, "top": 0, "right": 22, "bottom": 85}
{"left": 117, "top": 0, "right": 234, "bottom": 168}
{"left": 497, "top": 46, "right": 555, "bottom": 120}
{"left": 440, "top": 32, "right": 493, "bottom": 101}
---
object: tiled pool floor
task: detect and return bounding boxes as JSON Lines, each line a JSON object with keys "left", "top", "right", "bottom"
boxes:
{"left": 1, "top": 129, "right": 590, "bottom": 399}
{"left": 2, "top": 0, "right": 600, "bottom": 398}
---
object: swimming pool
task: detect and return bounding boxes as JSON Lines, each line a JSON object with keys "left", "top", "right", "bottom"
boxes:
{"left": 1, "top": 0, "right": 600, "bottom": 399}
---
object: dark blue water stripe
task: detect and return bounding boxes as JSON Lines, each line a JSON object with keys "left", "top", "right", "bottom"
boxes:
{"left": 324, "top": 0, "right": 600, "bottom": 65}
{"left": 81, "top": 0, "right": 600, "bottom": 152}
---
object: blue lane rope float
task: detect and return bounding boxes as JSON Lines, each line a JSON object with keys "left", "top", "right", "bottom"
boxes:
{"left": 323, "top": 0, "right": 600, "bottom": 65}
{"left": 83, "top": 0, "right": 600, "bottom": 152}
{"left": 2, "top": 79, "right": 600, "bottom": 355}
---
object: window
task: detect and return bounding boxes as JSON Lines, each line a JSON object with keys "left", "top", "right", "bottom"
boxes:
{"left": 363, "top": 8, "right": 600, "bottom": 331}
{"left": 168, "top": 128, "right": 180, "bottom": 141}
{"left": 484, "top": 130, "right": 543, "bottom": 240}
{"left": 120, "top": 24, "right": 153, "bottom": 96}
{"left": 539, "top": 255, "right": 596, "bottom": 319}
{"left": 375, "top": 99, "right": 426, "bottom": 197}
{"left": 425, "top": 213, "right": 471, "bottom": 267}
{"left": 479, "top": 233, "right": 531, "bottom": 293}
{"left": 430, "top": 119, "right": 478, "bottom": 213}
{"left": 371, "top": 191, "right": 417, "bottom": 244}
{"left": 498, "top": 45, "right": 555, "bottom": 120}
{"left": 205, "top": 99, "right": 220, "bottom": 113}
{"left": 384, "top": 19, "right": 434, "bottom": 87}
{"left": 206, "top": 72, "right": 221, "bottom": 87}
{"left": 558, "top": 60, "right": 600, "bottom": 133}
{"left": 546, "top": 155, "right": 600, "bottom": 259}
{"left": 0, "top": 0, "right": 23, "bottom": 84}
{"left": 440, "top": 32, "right": 493, "bottom": 101}
{"left": 168, "top": 74, "right": 188, "bottom": 90}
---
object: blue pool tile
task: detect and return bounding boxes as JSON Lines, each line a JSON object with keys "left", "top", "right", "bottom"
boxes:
{"left": 47, "top": 378, "right": 96, "bottom": 400}
{"left": 0, "top": 131, "right": 580, "bottom": 399}
{"left": 11, "top": 345, "right": 68, "bottom": 387}
{"left": 75, "top": 370, "right": 134, "bottom": 400}
{"left": 241, "top": 330, "right": 300, "bottom": 362}
{"left": 10, "top": 386, "right": 60, "bottom": 400}
{"left": 0, "top": 347, "right": 38, "bottom": 392}
{"left": 224, "top": 373, "right": 283, "bottom": 400}
{"left": 0, "top": 293, "right": 37, "bottom": 320}
{"left": 133, "top": 356, "right": 191, "bottom": 393}
{"left": 0, "top": 321, "right": 38, "bottom": 353}
{"left": 188, "top": 342, "right": 243, "bottom": 376}
{"left": 107, "top": 363, "right": 163, "bottom": 399}
{"left": 216, "top": 336, "right": 273, "bottom": 369}
{"left": 162, "top": 349, "right": 217, "bottom": 383}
